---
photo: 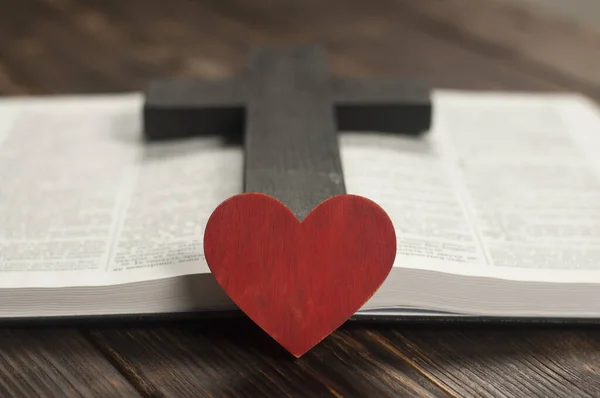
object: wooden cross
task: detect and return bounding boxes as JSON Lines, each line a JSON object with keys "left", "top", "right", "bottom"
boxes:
{"left": 143, "top": 45, "right": 431, "bottom": 221}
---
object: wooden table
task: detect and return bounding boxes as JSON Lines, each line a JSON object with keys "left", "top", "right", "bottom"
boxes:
{"left": 1, "top": 0, "right": 600, "bottom": 396}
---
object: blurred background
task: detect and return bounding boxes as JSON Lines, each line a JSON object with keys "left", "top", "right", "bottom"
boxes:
{"left": 0, "top": 0, "right": 598, "bottom": 99}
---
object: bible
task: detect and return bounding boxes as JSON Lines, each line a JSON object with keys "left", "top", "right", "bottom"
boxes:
{"left": 1, "top": 90, "right": 600, "bottom": 322}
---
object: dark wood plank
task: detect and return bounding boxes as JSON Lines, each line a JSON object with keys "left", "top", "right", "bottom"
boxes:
{"left": 0, "top": 0, "right": 575, "bottom": 95}
{"left": 199, "top": 0, "right": 567, "bottom": 93}
{"left": 244, "top": 46, "right": 344, "bottom": 219}
{"left": 0, "top": 60, "right": 28, "bottom": 95}
{"left": 398, "top": 0, "right": 600, "bottom": 89}
{"left": 0, "top": 329, "right": 140, "bottom": 397}
{"left": 332, "top": 76, "right": 432, "bottom": 134}
{"left": 143, "top": 77, "right": 246, "bottom": 140}
{"left": 60, "top": 0, "right": 253, "bottom": 79}
{"left": 87, "top": 319, "right": 450, "bottom": 397}
{"left": 378, "top": 328, "right": 600, "bottom": 397}
{"left": 392, "top": 0, "right": 600, "bottom": 100}
{"left": 0, "top": 0, "right": 143, "bottom": 93}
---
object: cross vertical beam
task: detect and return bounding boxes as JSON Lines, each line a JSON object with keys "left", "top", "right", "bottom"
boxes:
{"left": 244, "top": 47, "right": 344, "bottom": 220}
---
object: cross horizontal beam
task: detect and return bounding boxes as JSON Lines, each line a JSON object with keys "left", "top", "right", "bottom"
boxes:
{"left": 142, "top": 45, "right": 432, "bottom": 219}
{"left": 143, "top": 51, "right": 431, "bottom": 141}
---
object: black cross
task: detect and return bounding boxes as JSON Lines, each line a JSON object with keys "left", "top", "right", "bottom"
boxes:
{"left": 143, "top": 45, "right": 432, "bottom": 221}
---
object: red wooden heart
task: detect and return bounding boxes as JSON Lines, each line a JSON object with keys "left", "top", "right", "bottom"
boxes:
{"left": 203, "top": 193, "right": 396, "bottom": 357}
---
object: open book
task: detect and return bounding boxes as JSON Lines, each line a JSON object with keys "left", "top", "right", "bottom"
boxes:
{"left": 2, "top": 90, "right": 600, "bottom": 322}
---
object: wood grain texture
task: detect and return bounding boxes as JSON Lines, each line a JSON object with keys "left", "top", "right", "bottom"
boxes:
{"left": 0, "top": 0, "right": 600, "bottom": 396}
{"left": 143, "top": 77, "right": 245, "bottom": 141}
{"left": 243, "top": 46, "right": 345, "bottom": 219}
{"left": 87, "top": 320, "right": 449, "bottom": 398}
{"left": 0, "top": 329, "right": 140, "bottom": 397}
{"left": 397, "top": 0, "right": 600, "bottom": 91}
{"left": 204, "top": 193, "right": 396, "bottom": 357}
{"left": 388, "top": 328, "right": 600, "bottom": 397}
{"left": 332, "top": 76, "right": 431, "bottom": 134}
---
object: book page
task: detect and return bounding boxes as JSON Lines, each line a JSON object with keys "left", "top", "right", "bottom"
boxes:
{"left": 0, "top": 95, "right": 242, "bottom": 288}
{"left": 106, "top": 138, "right": 241, "bottom": 276}
{"left": 342, "top": 91, "right": 600, "bottom": 283}
{"left": 2, "top": 91, "right": 600, "bottom": 288}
